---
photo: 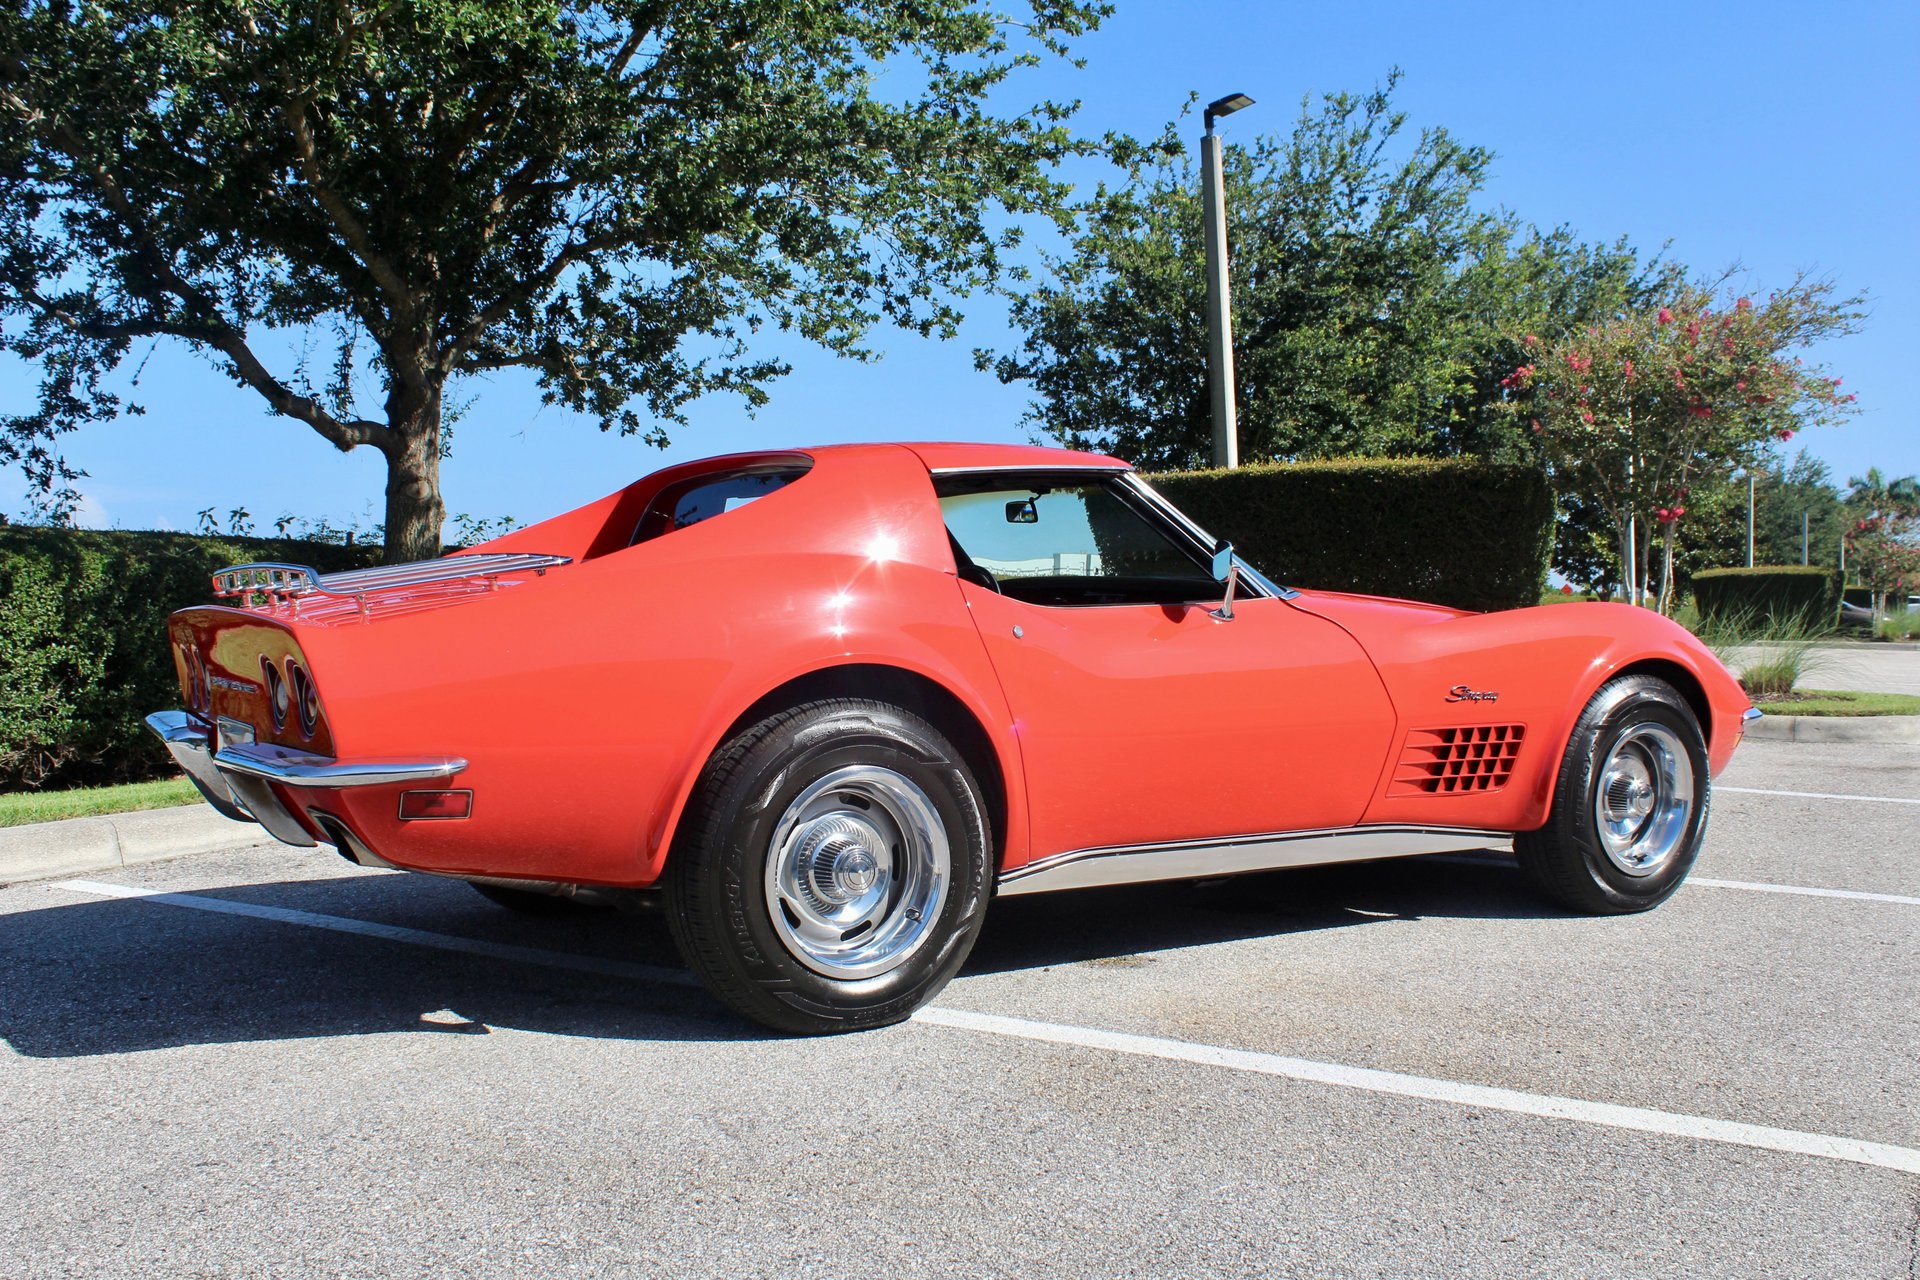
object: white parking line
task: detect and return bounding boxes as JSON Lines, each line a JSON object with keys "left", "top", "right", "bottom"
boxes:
{"left": 1687, "top": 877, "right": 1920, "bottom": 907}
{"left": 1720, "top": 785, "right": 1920, "bottom": 806}
{"left": 51, "top": 877, "right": 1920, "bottom": 1177}
{"left": 913, "top": 1008, "right": 1920, "bottom": 1176}
{"left": 1428, "top": 855, "right": 1920, "bottom": 906}
{"left": 56, "top": 879, "right": 694, "bottom": 986}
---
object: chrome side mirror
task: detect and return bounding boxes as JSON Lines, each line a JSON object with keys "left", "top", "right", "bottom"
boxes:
{"left": 1210, "top": 540, "right": 1238, "bottom": 621}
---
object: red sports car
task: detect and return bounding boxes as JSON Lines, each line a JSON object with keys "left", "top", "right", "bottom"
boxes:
{"left": 150, "top": 443, "right": 1757, "bottom": 1032}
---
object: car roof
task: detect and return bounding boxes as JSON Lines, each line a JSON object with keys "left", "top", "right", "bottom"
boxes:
{"left": 892, "top": 441, "right": 1130, "bottom": 473}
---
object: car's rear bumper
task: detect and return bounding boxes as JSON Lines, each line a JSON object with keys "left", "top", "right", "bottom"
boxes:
{"left": 145, "top": 710, "right": 465, "bottom": 849}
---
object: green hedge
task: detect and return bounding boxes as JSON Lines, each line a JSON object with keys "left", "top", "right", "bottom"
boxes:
{"left": 1691, "top": 565, "right": 1844, "bottom": 625}
{"left": 1146, "top": 458, "right": 1554, "bottom": 613}
{"left": 0, "top": 528, "right": 377, "bottom": 792}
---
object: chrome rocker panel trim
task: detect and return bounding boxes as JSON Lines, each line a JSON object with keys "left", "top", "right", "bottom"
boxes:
{"left": 145, "top": 710, "right": 466, "bottom": 850}
{"left": 996, "top": 824, "right": 1514, "bottom": 896}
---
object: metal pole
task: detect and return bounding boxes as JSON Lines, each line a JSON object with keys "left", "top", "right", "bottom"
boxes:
{"left": 1747, "top": 472, "right": 1755, "bottom": 567}
{"left": 1201, "top": 130, "right": 1238, "bottom": 470}
{"left": 1802, "top": 510, "right": 1809, "bottom": 565}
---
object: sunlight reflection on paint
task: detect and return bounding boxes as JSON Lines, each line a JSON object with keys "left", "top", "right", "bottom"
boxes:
{"left": 867, "top": 532, "right": 901, "bottom": 564}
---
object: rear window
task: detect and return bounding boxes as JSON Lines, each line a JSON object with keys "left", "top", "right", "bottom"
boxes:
{"left": 630, "top": 467, "right": 807, "bottom": 546}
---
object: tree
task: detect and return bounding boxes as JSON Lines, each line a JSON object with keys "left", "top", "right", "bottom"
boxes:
{"left": 1844, "top": 467, "right": 1920, "bottom": 617}
{"left": 982, "top": 73, "right": 1504, "bottom": 469}
{"left": 1, "top": 0, "right": 1105, "bottom": 560}
{"left": 1503, "top": 279, "right": 1862, "bottom": 612}
{"left": 979, "top": 73, "right": 1683, "bottom": 471}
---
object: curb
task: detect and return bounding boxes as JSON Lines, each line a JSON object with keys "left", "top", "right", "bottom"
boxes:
{"left": 1744, "top": 714, "right": 1920, "bottom": 744}
{"left": 0, "top": 803, "right": 266, "bottom": 884}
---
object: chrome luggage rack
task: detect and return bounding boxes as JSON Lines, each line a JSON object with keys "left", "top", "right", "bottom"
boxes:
{"left": 212, "top": 553, "right": 570, "bottom": 615}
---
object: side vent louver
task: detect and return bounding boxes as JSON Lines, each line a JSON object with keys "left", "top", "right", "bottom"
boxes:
{"left": 1391, "top": 724, "right": 1526, "bottom": 796}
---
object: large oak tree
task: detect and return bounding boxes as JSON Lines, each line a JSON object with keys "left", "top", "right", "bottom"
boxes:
{"left": 1, "top": 0, "right": 1104, "bottom": 559}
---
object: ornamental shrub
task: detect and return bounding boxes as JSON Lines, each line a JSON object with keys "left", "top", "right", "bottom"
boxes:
{"left": 1145, "top": 458, "right": 1553, "bottom": 613}
{"left": 0, "top": 528, "right": 376, "bottom": 792}
{"left": 1690, "top": 565, "right": 1843, "bottom": 627}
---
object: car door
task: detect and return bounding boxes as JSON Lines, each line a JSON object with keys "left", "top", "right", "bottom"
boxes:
{"left": 938, "top": 472, "right": 1397, "bottom": 862}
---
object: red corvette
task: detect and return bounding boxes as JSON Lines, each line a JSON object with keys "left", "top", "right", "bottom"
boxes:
{"left": 150, "top": 443, "right": 1757, "bottom": 1032}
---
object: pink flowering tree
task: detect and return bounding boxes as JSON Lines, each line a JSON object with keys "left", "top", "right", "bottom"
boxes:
{"left": 1503, "top": 277, "right": 1861, "bottom": 612}
{"left": 1844, "top": 469, "right": 1920, "bottom": 618}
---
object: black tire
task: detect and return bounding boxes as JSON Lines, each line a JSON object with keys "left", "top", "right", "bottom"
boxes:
{"left": 467, "top": 882, "right": 603, "bottom": 915}
{"left": 1515, "top": 674, "right": 1711, "bottom": 914}
{"left": 664, "top": 698, "right": 992, "bottom": 1034}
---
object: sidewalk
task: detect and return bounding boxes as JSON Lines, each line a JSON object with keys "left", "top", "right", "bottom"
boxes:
{"left": 0, "top": 804, "right": 265, "bottom": 884}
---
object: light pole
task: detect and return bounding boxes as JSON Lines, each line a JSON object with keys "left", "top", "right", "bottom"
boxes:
{"left": 1202, "top": 92, "right": 1253, "bottom": 469}
{"left": 1746, "top": 471, "right": 1755, "bottom": 567}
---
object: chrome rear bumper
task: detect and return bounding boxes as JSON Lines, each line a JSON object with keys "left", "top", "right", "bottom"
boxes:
{"left": 145, "top": 711, "right": 466, "bottom": 849}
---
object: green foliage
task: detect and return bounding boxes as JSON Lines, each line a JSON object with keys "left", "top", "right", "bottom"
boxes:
{"left": 1875, "top": 609, "right": 1920, "bottom": 641}
{"left": 980, "top": 72, "right": 1681, "bottom": 471}
{"left": 1686, "top": 599, "right": 1833, "bottom": 698}
{"left": 0, "top": 526, "right": 375, "bottom": 790}
{"left": 1691, "top": 566, "right": 1843, "bottom": 626}
{"left": 1, "top": 0, "right": 1105, "bottom": 557}
{"left": 1146, "top": 458, "right": 1552, "bottom": 612}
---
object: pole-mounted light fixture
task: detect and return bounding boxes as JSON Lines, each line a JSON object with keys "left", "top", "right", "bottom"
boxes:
{"left": 1204, "top": 92, "right": 1255, "bottom": 134}
{"left": 1201, "top": 92, "right": 1254, "bottom": 467}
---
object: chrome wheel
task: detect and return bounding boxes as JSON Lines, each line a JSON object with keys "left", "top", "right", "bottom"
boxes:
{"left": 1592, "top": 723, "right": 1695, "bottom": 877}
{"left": 764, "top": 764, "right": 951, "bottom": 979}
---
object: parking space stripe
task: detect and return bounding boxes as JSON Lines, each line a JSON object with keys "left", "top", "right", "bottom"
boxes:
{"left": 52, "top": 876, "right": 1920, "bottom": 1177}
{"left": 912, "top": 1008, "right": 1920, "bottom": 1176}
{"left": 1428, "top": 855, "right": 1920, "bottom": 906}
{"left": 1720, "top": 785, "right": 1920, "bottom": 806}
{"left": 54, "top": 878, "right": 694, "bottom": 986}
{"left": 1687, "top": 877, "right": 1920, "bottom": 907}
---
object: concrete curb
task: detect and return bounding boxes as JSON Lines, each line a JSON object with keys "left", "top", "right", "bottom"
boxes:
{"left": 1744, "top": 714, "right": 1920, "bottom": 744}
{"left": 0, "top": 803, "right": 265, "bottom": 884}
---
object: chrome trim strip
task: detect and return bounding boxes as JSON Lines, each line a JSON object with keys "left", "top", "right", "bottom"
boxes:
{"left": 212, "top": 553, "right": 569, "bottom": 603}
{"left": 1741, "top": 707, "right": 1763, "bottom": 724}
{"left": 996, "top": 824, "right": 1513, "bottom": 896}
{"left": 213, "top": 743, "right": 467, "bottom": 789}
{"left": 927, "top": 464, "right": 1132, "bottom": 476}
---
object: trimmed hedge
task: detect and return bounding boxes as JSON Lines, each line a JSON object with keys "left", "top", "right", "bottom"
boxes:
{"left": 1146, "top": 458, "right": 1554, "bottom": 613}
{"left": 1691, "top": 565, "right": 1844, "bottom": 625}
{"left": 0, "top": 528, "right": 377, "bottom": 791}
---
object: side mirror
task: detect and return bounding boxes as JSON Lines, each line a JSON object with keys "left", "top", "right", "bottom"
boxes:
{"left": 1210, "top": 540, "right": 1239, "bottom": 621}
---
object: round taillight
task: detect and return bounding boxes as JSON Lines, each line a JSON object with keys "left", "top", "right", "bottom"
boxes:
{"left": 263, "top": 658, "right": 289, "bottom": 730}
{"left": 290, "top": 662, "right": 320, "bottom": 737}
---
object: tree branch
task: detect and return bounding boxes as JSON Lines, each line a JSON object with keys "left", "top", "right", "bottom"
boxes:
{"left": 280, "top": 91, "right": 417, "bottom": 322}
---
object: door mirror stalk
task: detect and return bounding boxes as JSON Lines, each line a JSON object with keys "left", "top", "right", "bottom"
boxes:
{"left": 1210, "top": 540, "right": 1238, "bottom": 621}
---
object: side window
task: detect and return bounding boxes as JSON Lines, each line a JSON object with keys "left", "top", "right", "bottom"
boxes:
{"left": 937, "top": 475, "right": 1214, "bottom": 606}
{"left": 631, "top": 468, "right": 806, "bottom": 546}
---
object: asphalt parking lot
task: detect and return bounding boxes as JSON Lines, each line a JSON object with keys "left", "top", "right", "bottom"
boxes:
{"left": 1, "top": 738, "right": 1915, "bottom": 1279}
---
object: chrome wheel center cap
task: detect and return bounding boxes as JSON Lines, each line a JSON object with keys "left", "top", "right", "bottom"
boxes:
{"left": 792, "top": 816, "right": 887, "bottom": 909}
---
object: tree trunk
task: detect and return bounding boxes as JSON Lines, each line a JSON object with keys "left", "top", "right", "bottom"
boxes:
{"left": 381, "top": 382, "right": 446, "bottom": 564}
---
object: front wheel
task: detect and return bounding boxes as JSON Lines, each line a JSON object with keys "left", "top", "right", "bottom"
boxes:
{"left": 1515, "top": 674, "right": 1710, "bottom": 914}
{"left": 664, "top": 698, "right": 991, "bottom": 1033}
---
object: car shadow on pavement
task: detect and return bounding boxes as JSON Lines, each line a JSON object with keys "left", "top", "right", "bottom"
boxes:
{"left": 968, "top": 852, "right": 1556, "bottom": 975}
{"left": 0, "top": 853, "right": 1556, "bottom": 1058}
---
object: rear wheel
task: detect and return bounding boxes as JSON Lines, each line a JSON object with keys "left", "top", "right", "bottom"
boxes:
{"left": 1515, "top": 674, "right": 1710, "bottom": 913}
{"left": 664, "top": 698, "right": 991, "bottom": 1033}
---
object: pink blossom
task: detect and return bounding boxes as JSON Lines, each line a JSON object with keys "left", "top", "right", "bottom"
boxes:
{"left": 1622, "top": 360, "right": 1634, "bottom": 380}
{"left": 1657, "top": 307, "right": 1673, "bottom": 325}
{"left": 1523, "top": 334, "right": 1539, "bottom": 347}
{"left": 1735, "top": 380, "right": 1746, "bottom": 391}
{"left": 1688, "top": 405, "right": 1712, "bottom": 419}
{"left": 1530, "top": 419, "right": 1542, "bottom": 434}
{"left": 1736, "top": 296, "right": 1751, "bottom": 310}
{"left": 1579, "top": 408, "right": 1595, "bottom": 425}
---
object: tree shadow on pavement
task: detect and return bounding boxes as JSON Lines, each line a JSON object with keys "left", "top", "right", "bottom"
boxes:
{"left": 0, "top": 852, "right": 1554, "bottom": 1058}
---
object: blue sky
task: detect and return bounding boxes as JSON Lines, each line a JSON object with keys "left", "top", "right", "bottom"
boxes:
{"left": 6, "top": 0, "right": 1915, "bottom": 533}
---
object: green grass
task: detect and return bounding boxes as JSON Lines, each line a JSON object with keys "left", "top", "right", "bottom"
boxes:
{"left": 0, "top": 776, "right": 202, "bottom": 828}
{"left": 1753, "top": 689, "right": 1920, "bottom": 717}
